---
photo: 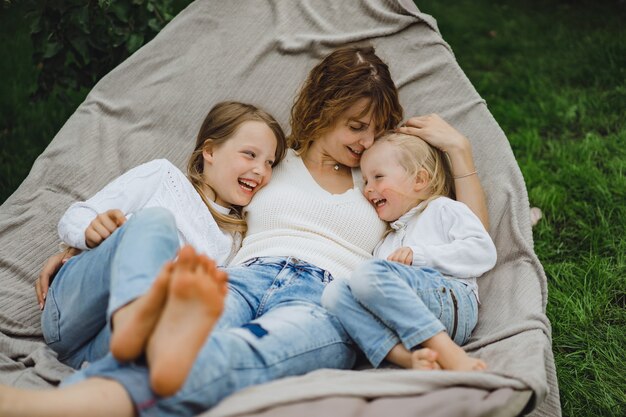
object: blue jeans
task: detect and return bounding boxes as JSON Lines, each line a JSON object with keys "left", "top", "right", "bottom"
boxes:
{"left": 321, "top": 259, "right": 478, "bottom": 367}
{"left": 41, "top": 207, "right": 180, "bottom": 369}
{"left": 63, "top": 256, "right": 356, "bottom": 417}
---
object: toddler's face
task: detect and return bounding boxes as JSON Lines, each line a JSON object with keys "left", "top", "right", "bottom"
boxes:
{"left": 361, "top": 141, "right": 421, "bottom": 222}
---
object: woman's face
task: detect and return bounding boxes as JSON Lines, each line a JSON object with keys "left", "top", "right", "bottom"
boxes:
{"left": 317, "top": 98, "right": 378, "bottom": 168}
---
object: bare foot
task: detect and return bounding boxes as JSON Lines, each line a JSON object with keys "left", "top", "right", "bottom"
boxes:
{"left": 110, "top": 262, "right": 173, "bottom": 362}
{"left": 422, "top": 332, "right": 487, "bottom": 371}
{"left": 410, "top": 348, "right": 441, "bottom": 370}
{"left": 147, "top": 245, "right": 228, "bottom": 397}
{"left": 434, "top": 344, "right": 487, "bottom": 371}
{"left": 441, "top": 350, "right": 487, "bottom": 371}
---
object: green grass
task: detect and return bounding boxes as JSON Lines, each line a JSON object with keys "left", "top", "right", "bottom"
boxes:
{"left": 1, "top": 0, "right": 625, "bottom": 416}
{"left": 415, "top": 0, "right": 625, "bottom": 415}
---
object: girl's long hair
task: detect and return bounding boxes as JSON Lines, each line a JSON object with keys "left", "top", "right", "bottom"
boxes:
{"left": 377, "top": 132, "right": 456, "bottom": 203}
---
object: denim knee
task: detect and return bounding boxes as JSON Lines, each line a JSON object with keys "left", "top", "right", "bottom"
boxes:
{"left": 349, "top": 259, "right": 389, "bottom": 304}
{"left": 124, "top": 207, "right": 178, "bottom": 248}
{"left": 321, "top": 278, "right": 350, "bottom": 315}
{"left": 129, "top": 207, "right": 177, "bottom": 233}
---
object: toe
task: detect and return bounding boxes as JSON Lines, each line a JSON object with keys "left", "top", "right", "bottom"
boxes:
{"left": 155, "top": 262, "right": 174, "bottom": 287}
{"left": 176, "top": 245, "right": 197, "bottom": 267}
{"left": 413, "top": 348, "right": 438, "bottom": 362}
{"left": 197, "top": 254, "right": 216, "bottom": 274}
{"left": 413, "top": 359, "right": 436, "bottom": 370}
{"left": 216, "top": 269, "right": 229, "bottom": 285}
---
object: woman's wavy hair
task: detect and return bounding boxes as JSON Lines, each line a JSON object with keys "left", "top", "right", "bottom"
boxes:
{"left": 187, "top": 101, "right": 287, "bottom": 234}
{"left": 376, "top": 132, "right": 456, "bottom": 202}
{"left": 289, "top": 45, "right": 403, "bottom": 154}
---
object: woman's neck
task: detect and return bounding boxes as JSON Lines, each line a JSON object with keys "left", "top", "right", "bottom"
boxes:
{"left": 301, "top": 145, "right": 350, "bottom": 175}
{"left": 299, "top": 146, "right": 354, "bottom": 194}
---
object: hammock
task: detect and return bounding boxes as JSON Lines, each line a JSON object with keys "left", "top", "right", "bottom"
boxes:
{"left": 0, "top": 1, "right": 560, "bottom": 416}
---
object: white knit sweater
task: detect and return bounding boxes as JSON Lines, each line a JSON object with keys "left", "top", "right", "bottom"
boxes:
{"left": 57, "top": 159, "right": 236, "bottom": 266}
{"left": 230, "top": 149, "right": 387, "bottom": 280}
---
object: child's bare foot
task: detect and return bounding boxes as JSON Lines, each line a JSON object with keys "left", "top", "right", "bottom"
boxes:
{"left": 447, "top": 353, "right": 487, "bottom": 371}
{"left": 410, "top": 348, "right": 441, "bottom": 370}
{"left": 110, "top": 262, "right": 173, "bottom": 362}
{"left": 423, "top": 332, "right": 487, "bottom": 371}
{"left": 147, "top": 245, "right": 228, "bottom": 397}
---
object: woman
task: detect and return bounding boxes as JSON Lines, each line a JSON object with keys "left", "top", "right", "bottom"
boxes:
{"left": 0, "top": 46, "right": 488, "bottom": 417}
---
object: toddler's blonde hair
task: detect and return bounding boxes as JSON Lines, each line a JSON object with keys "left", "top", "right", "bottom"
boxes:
{"left": 375, "top": 132, "right": 455, "bottom": 203}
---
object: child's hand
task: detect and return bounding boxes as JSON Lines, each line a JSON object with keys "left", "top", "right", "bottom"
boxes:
{"left": 387, "top": 247, "right": 414, "bottom": 265}
{"left": 396, "top": 114, "right": 469, "bottom": 154}
{"left": 85, "top": 209, "right": 127, "bottom": 248}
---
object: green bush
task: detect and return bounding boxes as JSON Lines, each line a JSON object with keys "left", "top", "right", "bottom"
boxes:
{"left": 26, "top": 0, "right": 180, "bottom": 99}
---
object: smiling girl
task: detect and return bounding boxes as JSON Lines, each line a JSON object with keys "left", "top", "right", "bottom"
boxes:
{"left": 322, "top": 130, "right": 497, "bottom": 372}
{"left": 37, "top": 101, "right": 286, "bottom": 394}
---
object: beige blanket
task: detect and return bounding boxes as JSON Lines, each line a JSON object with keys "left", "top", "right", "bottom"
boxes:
{"left": 0, "top": 1, "right": 560, "bottom": 416}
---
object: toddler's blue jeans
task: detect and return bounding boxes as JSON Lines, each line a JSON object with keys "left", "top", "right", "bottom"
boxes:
{"left": 322, "top": 259, "right": 478, "bottom": 367}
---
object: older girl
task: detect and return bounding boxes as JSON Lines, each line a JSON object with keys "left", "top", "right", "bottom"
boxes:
{"left": 38, "top": 101, "right": 286, "bottom": 395}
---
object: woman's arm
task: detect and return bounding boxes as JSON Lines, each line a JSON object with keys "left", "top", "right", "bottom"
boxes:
{"left": 35, "top": 246, "right": 81, "bottom": 309}
{"left": 397, "top": 114, "right": 490, "bottom": 229}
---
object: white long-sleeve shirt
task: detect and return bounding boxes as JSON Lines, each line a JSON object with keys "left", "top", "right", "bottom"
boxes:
{"left": 230, "top": 149, "right": 387, "bottom": 280}
{"left": 375, "top": 196, "right": 497, "bottom": 298}
{"left": 57, "top": 159, "right": 236, "bottom": 266}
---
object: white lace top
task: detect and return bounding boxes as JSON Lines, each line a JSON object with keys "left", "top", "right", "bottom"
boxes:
{"left": 57, "top": 159, "right": 236, "bottom": 266}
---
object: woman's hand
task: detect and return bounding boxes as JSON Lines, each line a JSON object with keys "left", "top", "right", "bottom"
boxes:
{"left": 396, "top": 114, "right": 470, "bottom": 154}
{"left": 387, "top": 247, "right": 414, "bottom": 265}
{"left": 35, "top": 247, "right": 81, "bottom": 310}
{"left": 85, "top": 209, "right": 126, "bottom": 248}
{"left": 397, "top": 114, "right": 490, "bottom": 229}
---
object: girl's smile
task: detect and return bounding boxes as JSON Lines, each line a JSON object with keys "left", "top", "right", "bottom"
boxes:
{"left": 361, "top": 140, "right": 425, "bottom": 222}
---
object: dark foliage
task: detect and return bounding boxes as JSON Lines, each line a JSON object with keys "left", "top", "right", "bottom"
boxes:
{"left": 25, "top": 0, "right": 179, "bottom": 99}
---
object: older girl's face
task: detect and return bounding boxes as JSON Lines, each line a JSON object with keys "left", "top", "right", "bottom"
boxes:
{"left": 202, "top": 121, "right": 277, "bottom": 207}
{"left": 318, "top": 98, "right": 378, "bottom": 168}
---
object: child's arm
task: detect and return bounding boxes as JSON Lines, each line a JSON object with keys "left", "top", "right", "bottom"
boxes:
{"left": 58, "top": 159, "right": 170, "bottom": 250}
{"left": 408, "top": 201, "right": 497, "bottom": 278}
{"left": 84, "top": 209, "right": 127, "bottom": 248}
